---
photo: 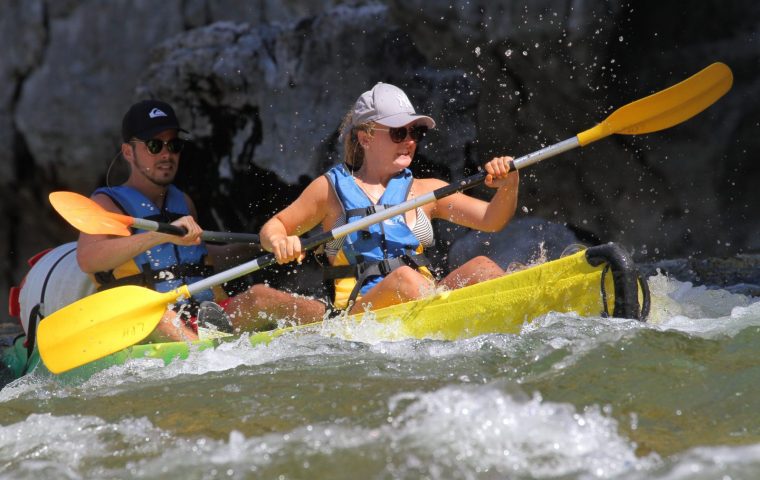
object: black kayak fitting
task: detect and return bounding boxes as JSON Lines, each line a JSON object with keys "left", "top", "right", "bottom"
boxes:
{"left": 585, "top": 243, "right": 650, "bottom": 321}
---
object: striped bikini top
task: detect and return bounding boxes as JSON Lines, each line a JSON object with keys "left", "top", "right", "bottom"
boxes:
{"left": 324, "top": 207, "right": 435, "bottom": 257}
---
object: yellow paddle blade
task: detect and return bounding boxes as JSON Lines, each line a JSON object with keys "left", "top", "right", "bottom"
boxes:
{"left": 577, "top": 62, "right": 733, "bottom": 146}
{"left": 49, "top": 191, "right": 133, "bottom": 236}
{"left": 37, "top": 285, "right": 190, "bottom": 374}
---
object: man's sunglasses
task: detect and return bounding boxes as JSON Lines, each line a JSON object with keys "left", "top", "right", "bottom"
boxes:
{"left": 132, "top": 137, "right": 186, "bottom": 155}
{"left": 373, "top": 125, "right": 428, "bottom": 143}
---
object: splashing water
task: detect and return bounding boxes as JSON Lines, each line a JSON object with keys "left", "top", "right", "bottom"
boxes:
{"left": 1, "top": 273, "right": 759, "bottom": 479}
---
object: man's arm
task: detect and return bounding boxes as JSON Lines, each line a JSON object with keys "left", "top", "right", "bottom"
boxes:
{"left": 76, "top": 193, "right": 202, "bottom": 273}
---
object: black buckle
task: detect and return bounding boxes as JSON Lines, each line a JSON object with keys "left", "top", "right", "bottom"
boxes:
{"left": 355, "top": 263, "right": 366, "bottom": 276}
{"left": 378, "top": 259, "right": 392, "bottom": 276}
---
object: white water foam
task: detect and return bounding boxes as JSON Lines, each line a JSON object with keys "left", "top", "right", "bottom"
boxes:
{"left": 647, "top": 273, "right": 760, "bottom": 338}
{"left": 0, "top": 413, "right": 167, "bottom": 478}
{"left": 636, "top": 442, "right": 760, "bottom": 480}
{"left": 3, "top": 406, "right": 760, "bottom": 479}
{"left": 48, "top": 382, "right": 656, "bottom": 479}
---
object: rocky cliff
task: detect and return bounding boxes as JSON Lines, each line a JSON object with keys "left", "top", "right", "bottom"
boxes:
{"left": 2, "top": 0, "right": 758, "bottom": 322}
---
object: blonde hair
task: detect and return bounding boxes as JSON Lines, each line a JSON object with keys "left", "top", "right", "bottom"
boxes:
{"left": 340, "top": 109, "right": 376, "bottom": 171}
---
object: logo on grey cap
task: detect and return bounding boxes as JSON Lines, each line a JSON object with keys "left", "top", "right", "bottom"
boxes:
{"left": 395, "top": 93, "right": 413, "bottom": 110}
{"left": 349, "top": 83, "right": 435, "bottom": 129}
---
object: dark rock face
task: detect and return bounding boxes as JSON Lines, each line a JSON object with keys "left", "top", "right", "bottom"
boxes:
{"left": 447, "top": 218, "right": 582, "bottom": 271}
{"left": 1, "top": 1, "right": 758, "bottom": 321}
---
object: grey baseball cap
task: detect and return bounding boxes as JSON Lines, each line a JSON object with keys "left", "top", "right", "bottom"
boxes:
{"left": 351, "top": 83, "right": 436, "bottom": 129}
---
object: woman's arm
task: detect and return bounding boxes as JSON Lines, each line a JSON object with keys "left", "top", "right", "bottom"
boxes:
{"left": 428, "top": 156, "right": 519, "bottom": 232}
{"left": 260, "top": 175, "right": 331, "bottom": 264}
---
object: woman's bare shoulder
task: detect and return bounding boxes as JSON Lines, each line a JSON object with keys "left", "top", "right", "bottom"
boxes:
{"left": 412, "top": 176, "right": 448, "bottom": 194}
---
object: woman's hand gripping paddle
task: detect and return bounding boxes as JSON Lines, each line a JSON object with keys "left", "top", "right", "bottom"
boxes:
{"left": 37, "top": 62, "right": 733, "bottom": 374}
{"left": 49, "top": 191, "right": 260, "bottom": 244}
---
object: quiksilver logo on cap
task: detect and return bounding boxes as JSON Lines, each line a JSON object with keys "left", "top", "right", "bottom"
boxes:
{"left": 149, "top": 108, "right": 168, "bottom": 119}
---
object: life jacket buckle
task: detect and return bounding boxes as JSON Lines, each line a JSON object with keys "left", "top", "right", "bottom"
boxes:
{"left": 355, "top": 263, "right": 367, "bottom": 276}
{"left": 378, "top": 259, "right": 393, "bottom": 276}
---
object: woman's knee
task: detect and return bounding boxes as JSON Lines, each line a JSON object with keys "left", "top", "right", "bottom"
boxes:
{"left": 248, "top": 283, "right": 275, "bottom": 297}
{"left": 472, "top": 255, "right": 501, "bottom": 268}
{"left": 467, "top": 256, "right": 504, "bottom": 275}
{"left": 234, "top": 283, "right": 280, "bottom": 310}
{"left": 388, "top": 266, "right": 429, "bottom": 298}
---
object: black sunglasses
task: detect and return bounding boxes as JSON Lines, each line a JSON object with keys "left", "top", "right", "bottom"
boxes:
{"left": 132, "top": 137, "right": 186, "bottom": 155}
{"left": 373, "top": 125, "right": 428, "bottom": 143}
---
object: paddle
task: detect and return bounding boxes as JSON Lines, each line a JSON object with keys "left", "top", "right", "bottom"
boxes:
{"left": 49, "top": 191, "right": 260, "bottom": 244}
{"left": 37, "top": 62, "right": 733, "bottom": 374}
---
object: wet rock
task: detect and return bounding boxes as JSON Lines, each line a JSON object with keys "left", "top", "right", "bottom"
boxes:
{"left": 641, "top": 254, "right": 760, "bottom": 295}
{"left": 448, "top": 217, "right": 580, "bottom": 270}
{"left": 1, "top": 1, "right": 759, "bottom": 322}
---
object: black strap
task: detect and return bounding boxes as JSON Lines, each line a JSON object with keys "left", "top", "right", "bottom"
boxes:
{"left": 345, "top": 206, "right": 390, "bottom": 239}
{"left": 104, "top": 191, "right": 184, "bottom": 225}
{"left": 585, "top": 243, "right": 650, "bottom": 321}
{"left": 95, "top": 262, "right": 214, "bottom": 292}
{"left": 638, "top": 273, "right": 651, "bottom": 320}
{"left": 599, "top": 264, "right": 611, "bottom": 318}
{"left": 600, "top": 263, "right": 651, "bottom": 320}
{"left": 345, "top": 204, "right": 390, "bottom": 219}
{"left": 323, "top": 253, "right": 430, "bottom": 280}
{"left": 25, "top": 304, "right": 43, "bottom": 371}
{"left": 323, "top": 253, "right": 431, "bottom": 307}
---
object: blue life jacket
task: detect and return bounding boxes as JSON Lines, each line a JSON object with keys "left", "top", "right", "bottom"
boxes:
{"left": 323, "top": 164, "right": 431, "bottom": 308}
{"left": 92, "top": 185, "right": 214, "bottom": 301}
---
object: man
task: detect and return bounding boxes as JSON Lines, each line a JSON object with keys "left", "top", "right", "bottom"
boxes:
{"left": 77, "top": 100, "right": 326, "bottom": 341}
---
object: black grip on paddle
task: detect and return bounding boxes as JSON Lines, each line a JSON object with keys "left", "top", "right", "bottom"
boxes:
{"left": 202, "top": 232, "right": 261, "bottom": 244}
{"left": 433, "top": 172, "right": 487, "bottom": 199}
{"left": 302, "top": 230, "right": 336, "bottom": 251}
{"left": 156, "top": 223, "right": 187, "bottom": 236}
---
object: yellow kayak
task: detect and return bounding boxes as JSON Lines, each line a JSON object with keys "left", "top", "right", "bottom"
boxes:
{"left": 2, "top": 243, "right": 648, "bottom": 381}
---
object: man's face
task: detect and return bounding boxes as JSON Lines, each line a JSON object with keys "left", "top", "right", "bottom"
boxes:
{"left": 127, "top": 129, "right": 182, "bottom": 187}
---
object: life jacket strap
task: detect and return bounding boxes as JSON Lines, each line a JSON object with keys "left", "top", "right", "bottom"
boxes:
{"left": 94, "top": 263, "right": 214, "bottom": 291}
{"left": 344, "top": 204, "right": 389, "bottom": 219}
{"left": 344, "top": 205, "right": 391, "bottom": 237}
{"left": 323, "top": 253, "right": 431, "bottom": 307}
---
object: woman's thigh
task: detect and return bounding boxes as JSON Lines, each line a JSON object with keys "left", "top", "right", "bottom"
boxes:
{"left": 350, "top": 266, "right": 434, "bottom": 313}
{"left": 439, "top": 255, "right": 504, "bottom": 290}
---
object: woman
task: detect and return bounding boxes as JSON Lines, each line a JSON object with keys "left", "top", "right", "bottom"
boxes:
{"left": 261, "top": 82, "right": 519, "bottom": 313}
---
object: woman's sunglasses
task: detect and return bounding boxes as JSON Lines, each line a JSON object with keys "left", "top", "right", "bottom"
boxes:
{"left": 132, "top": 137, "right": 186, "bottom": 155}
{"left": 373, "top": 125, "right": 428, "bottom": 143}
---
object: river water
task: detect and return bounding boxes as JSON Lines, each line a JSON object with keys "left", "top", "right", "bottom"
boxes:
{"left": 1, "top": 272, "right": 759, "bottom": 479}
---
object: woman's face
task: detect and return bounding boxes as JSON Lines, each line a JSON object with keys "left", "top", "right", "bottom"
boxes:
{"left": 362, "top": 122, "right": 426, "bottom": 173}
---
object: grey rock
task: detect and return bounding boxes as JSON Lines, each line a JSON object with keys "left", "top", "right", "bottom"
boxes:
{"left": 448, "top": 217, "right": 581, "bottom": 270}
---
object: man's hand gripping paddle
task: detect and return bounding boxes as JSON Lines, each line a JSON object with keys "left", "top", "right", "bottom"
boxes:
{"left": 49, "top": 191, "right": 260, "bottom": 244}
